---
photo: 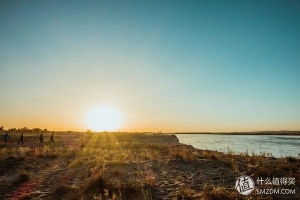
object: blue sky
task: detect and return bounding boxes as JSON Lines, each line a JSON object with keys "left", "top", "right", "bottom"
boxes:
{"left": 0, "top": 0, "right": 299, "bottom": 132}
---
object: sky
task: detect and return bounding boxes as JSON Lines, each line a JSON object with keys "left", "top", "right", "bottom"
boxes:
{"left": 0, "top": 0, "right": 300, "bottom": 132}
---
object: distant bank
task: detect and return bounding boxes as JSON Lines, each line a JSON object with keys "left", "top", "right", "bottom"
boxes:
{"left": 173, "top": 131, "right": 300, "bottom": 136}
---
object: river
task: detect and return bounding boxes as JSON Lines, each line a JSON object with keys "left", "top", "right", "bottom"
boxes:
{"left": 176, "top": 134, "right": 300, "bottom": 158}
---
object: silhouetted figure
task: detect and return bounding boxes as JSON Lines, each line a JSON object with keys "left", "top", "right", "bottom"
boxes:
{"left": 39, "top": 133, "right": 43, "bottom": 143}
{"left": 3, "top": 133, "right": 10, "bottom": 145}
{"left": 49, "top": 134, "right": 54, "bottom": 143}
{"left": 18, "top": 133, "right": 24, "bottom": 145}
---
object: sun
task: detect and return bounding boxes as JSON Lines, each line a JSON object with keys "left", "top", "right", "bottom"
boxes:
{"left": 85, "top": 106, "right": 123, "bottom": 132}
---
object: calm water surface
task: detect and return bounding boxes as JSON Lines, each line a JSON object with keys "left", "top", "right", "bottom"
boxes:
{"left": 176, "top": 134, "right": 300, "bottom": 158}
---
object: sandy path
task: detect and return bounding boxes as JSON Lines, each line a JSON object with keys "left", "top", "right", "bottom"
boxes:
{"left": 0, "top": 157, "right": 89, "bottom": 200}
{"left": 149, "top": 159, "right": 236, "bottom": 199}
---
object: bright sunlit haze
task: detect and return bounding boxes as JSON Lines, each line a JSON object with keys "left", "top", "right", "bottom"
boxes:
{"left": 85, "top": 106, "right": 123, "bottom": 132}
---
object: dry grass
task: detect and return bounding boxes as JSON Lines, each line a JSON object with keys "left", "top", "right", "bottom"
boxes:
{"left": 0, "top": 132, "right": 299, "bottom": 199}
{"left": 82, "top": 165, "right": 152, "bottom": 200}
{"left": 15, "top": 169, "right": 30, "bottom": 183}
{"left": 202, "top": 185, "right": 236, "bottom": 200}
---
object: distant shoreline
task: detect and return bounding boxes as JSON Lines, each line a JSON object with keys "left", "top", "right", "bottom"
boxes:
{"left": 173, "top": 131, "right": 300, "bottom": 136}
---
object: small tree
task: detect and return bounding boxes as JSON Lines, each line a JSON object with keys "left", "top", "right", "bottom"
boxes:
{"left": 8, "top": 128, "right": 17, "bottom": 133}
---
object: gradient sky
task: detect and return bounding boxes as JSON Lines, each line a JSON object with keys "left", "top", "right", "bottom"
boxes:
{"left": 1, "top": 0, "right": 300, "bottom": 132}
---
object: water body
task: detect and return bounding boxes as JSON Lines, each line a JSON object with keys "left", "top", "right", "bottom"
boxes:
{"left": 176, "top": 134, "right": 300, "bottom": 158}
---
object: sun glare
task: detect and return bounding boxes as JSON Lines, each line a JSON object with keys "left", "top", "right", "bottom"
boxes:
{"left": 85, "top": 106, "right": 122, "bottom": 132}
